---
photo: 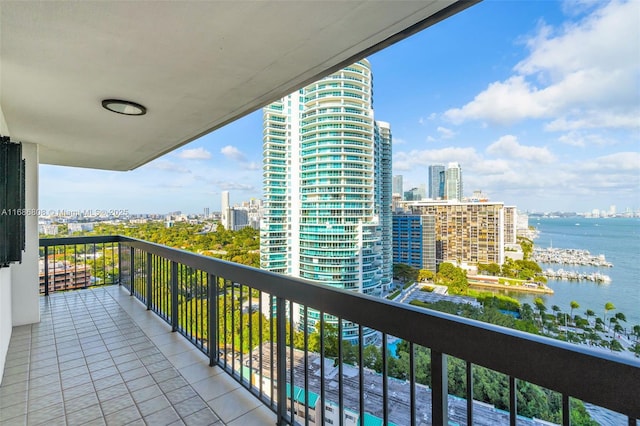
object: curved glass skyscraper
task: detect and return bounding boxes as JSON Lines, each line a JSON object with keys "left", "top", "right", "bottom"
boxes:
{"left": 261, "top": 59, "right": 392, "bottom": 343}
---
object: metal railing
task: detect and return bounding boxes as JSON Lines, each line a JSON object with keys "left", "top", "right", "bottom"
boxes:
{"left": 40, "top": 236, "right": 640, "bottom": 425}
{"left": 39, "top": 236, "right": 120, "bottom": 295}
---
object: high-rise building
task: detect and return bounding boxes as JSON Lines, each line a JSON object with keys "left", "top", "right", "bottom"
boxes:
{"left": 261, "top": 59, "right": 391, "bottom": 343}
{"left": 221, "top": 191, "right": 231, "bottom": 229}
{"left": 428, "top": 164, "right": 445, "bottom": 199}
{"left": 445, "top": 162, "right": 463, "bottom": 201}
{"left": 376, "top": 121, "right": 393, "bottom": 288}
{"left": 404, "top": 200, "right": 506, "bottom": 267}
{"left": 503, "top": 206, "right": 517, "bottom": 245}
{"left": 392, "top": 175, "right": 403, "bottom": 197}
{"left": 392, "top": 214, "right": 436, "bottom": 272}
{"left": 229, "top": 208, "right": 250, "bottom": 231}
{"left": 404, "top": 187, "right": 424, "bottom": 201}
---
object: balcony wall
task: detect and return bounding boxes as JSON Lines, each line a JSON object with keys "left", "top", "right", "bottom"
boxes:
{"left": 0, "top": 104, "right": 10, "bottom": 380}
{"left": 0, "top": 100, "right": 41, "bottom": 383}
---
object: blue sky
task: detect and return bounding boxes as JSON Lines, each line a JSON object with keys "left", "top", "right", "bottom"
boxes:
{"left": 40, "top": 0, "right": 640, "bottom": 215}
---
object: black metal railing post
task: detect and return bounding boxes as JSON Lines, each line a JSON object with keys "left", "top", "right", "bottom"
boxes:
{"left": 509, "top": 376, "right": 517, "bottom": 426}
{"left": 208, "top": 273, "right": 218, "bottom": 367}
{"left": 43, "top": 245, "right": 49, "bottom": 296}
{"left": 275, "top": 296, "right": 287, "bottom": 426}
{"left": 129, "top": 246, "right": 135, "bottom": 296}
{"left": 410, "top": 342, "right": 416, "bottom": 426}
{"left": 171, "top": 261, "right": 178, "bottom": 332}
{"left": 562, "top": 394, "right": 570, "bottom": 426}
{"left": 117, "top": 241, "right": 122, "bottom": 286}
{"left": 382, "top": 332, "right": 388, "bottom": 425}
{"left": 466, "top": 361, "right": 474, "bottom": 426}
{"left": 146, "top": 252, "right": 152, "bottom": 310}
{"left": 431, "top": 350, "right": 448, "bottom": 425}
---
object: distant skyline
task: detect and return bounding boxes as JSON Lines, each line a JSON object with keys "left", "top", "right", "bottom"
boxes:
{"left": 40, "top": 0, "right": 640, "bottom": 214}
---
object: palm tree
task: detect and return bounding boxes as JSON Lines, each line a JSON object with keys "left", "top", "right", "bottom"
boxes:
{"left": 585, "top": 309, "right": 595, "bottom": 326}
{"left": 613, "top": 323, "right": 624, "bottom": 336}
{"left": 633, "top": 325, "right": 640, "bottom": 342}
{"left": 609, "top": 338, "right": 623, "bottom": 352}
{"left": 534, "top": 297, "right": 547, "bottom": 329}
{"left": 609, "top": 317, "right": 618, "bottom": 333}
{"left": 615, "top": 312, "right": 627, "bottom": 323}
{"left": 551, "top": 305, "right": 561, "bottom": 325}
{"left": 520, "top": 303, "right": 534, "bottom": 322}
{"left": 569, "top": 301, "right": 579, "bottom": 323}
{"left": 603, "top": 301, "right": 615, "bottom": 326}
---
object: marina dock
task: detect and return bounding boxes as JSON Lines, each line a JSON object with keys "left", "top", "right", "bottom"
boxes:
{"left": 532, "top": 247, "right": 613, "bottom": 267}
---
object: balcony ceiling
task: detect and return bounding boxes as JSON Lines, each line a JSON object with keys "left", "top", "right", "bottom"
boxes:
{"left": 0, "top": 1, "right": 474, "bottom": 171}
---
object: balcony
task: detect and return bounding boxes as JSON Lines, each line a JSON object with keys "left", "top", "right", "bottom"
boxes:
{"left": 0, "top": 285, "right": 275, "bottom": 426}
{"left": 1, "top": 236, "right": 638, "bottom": 425}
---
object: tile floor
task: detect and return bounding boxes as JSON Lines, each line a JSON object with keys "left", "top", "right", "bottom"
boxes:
{"left": 0, "top": 285, "right": 276, "bottom": 426}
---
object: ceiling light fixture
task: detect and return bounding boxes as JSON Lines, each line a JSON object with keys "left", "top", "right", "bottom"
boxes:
{"left": 101, "top": 99, "right": 147, "bottom": 116}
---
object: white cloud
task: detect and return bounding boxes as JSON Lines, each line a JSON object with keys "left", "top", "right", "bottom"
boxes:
{"left": 579, "top": 151, "right": 640, "bottom": 171}
{"left": 544, "top": 111, "right": 640, "bottom": 131}
{"left": 444, "top": 1, "right": 640, "bottom": 131}
{"left": 445, "top": 76, "right": 548, "bottom": 125}
{"left": 557, "top": 131, "right": 615, "bottom": 147}
{"left": 557, "top": 132, "right": 586, "bottom": 147}
{"left": 177, "top": 147, "right": 211, "bottom": 160}
{"left": 243, "top": 162, "right": 261, "bottom": 171}
{"left": 486, "top": 135, "right": 556, "bottom": 163}
{"left": 221, "top": 145, "right": 247, "bottom": 162}
{"left": 217, "top": 181, "right": 256, "bottom": 191}
{"left": 471, "top": 159, "right": 513, "bottom": 176}
{"left": 436, "top": 126, "right": 455, "bottom": 139}
{"left": 393, "top": 147, "right": 479, "bottom": 171}
{"left": 561, "top": 0, "right": 602, "bottom": 16}
{"left": 146, "top": 159, "right": 191, "bottom": 173}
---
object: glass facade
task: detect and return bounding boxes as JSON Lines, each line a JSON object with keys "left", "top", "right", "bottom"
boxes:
{"left": 261, "top": 59, "right": 392, "bottom": 343}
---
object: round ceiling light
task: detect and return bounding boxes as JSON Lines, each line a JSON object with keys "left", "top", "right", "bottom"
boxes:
{"left": 101, "top": 99, "right": 147, "bottom": 116}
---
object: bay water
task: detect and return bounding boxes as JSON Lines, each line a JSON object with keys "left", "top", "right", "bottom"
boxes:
{"left": 509, "top": 217, "right": 638, "bottom": 425}
{"left": 512, "top": 217, "right": 639, "bottom": 326}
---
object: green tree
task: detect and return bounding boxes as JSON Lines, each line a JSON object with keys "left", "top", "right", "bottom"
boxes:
{"left": 501, "top": 258, "right": 516, "bottom": 278}
{"left": 435, "top": 262, "right": 468, "bottom": 294}
{"left": 393, "top": 263, "right": 418, "bottom": 283}
{"left": 633, "top": 325, "right": 640, "bottom": 342}
{"left": 603, "top": 302, "right": 615, "bottom": 326}
{"left": 417, "top": 269, "right": 435, "bottom": 282}
{"left": 362, "top": 345, "right": 382, "bottom": 370}
{"left": 609, "top": 338, "right": 623, "bottom": 352}
{"left": 534, "top": 297, "right": 547, "bottom": 328}
{"left": 584, "top": 309, "right": 595, "bottom": 326}
{"left": 520, "top": 303, "right": 535, "bottom": 322}
{"left": 551, "top": 305, "right": 561, "bottom": 325}
{"left": 477, "top": 263, "right": 501, "bottom": 276}
{"left": 569, "top": 301, "right": 579, "bottom": 323}
{"left": 518, "top": 237, "right": 534, "bottom": 260}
